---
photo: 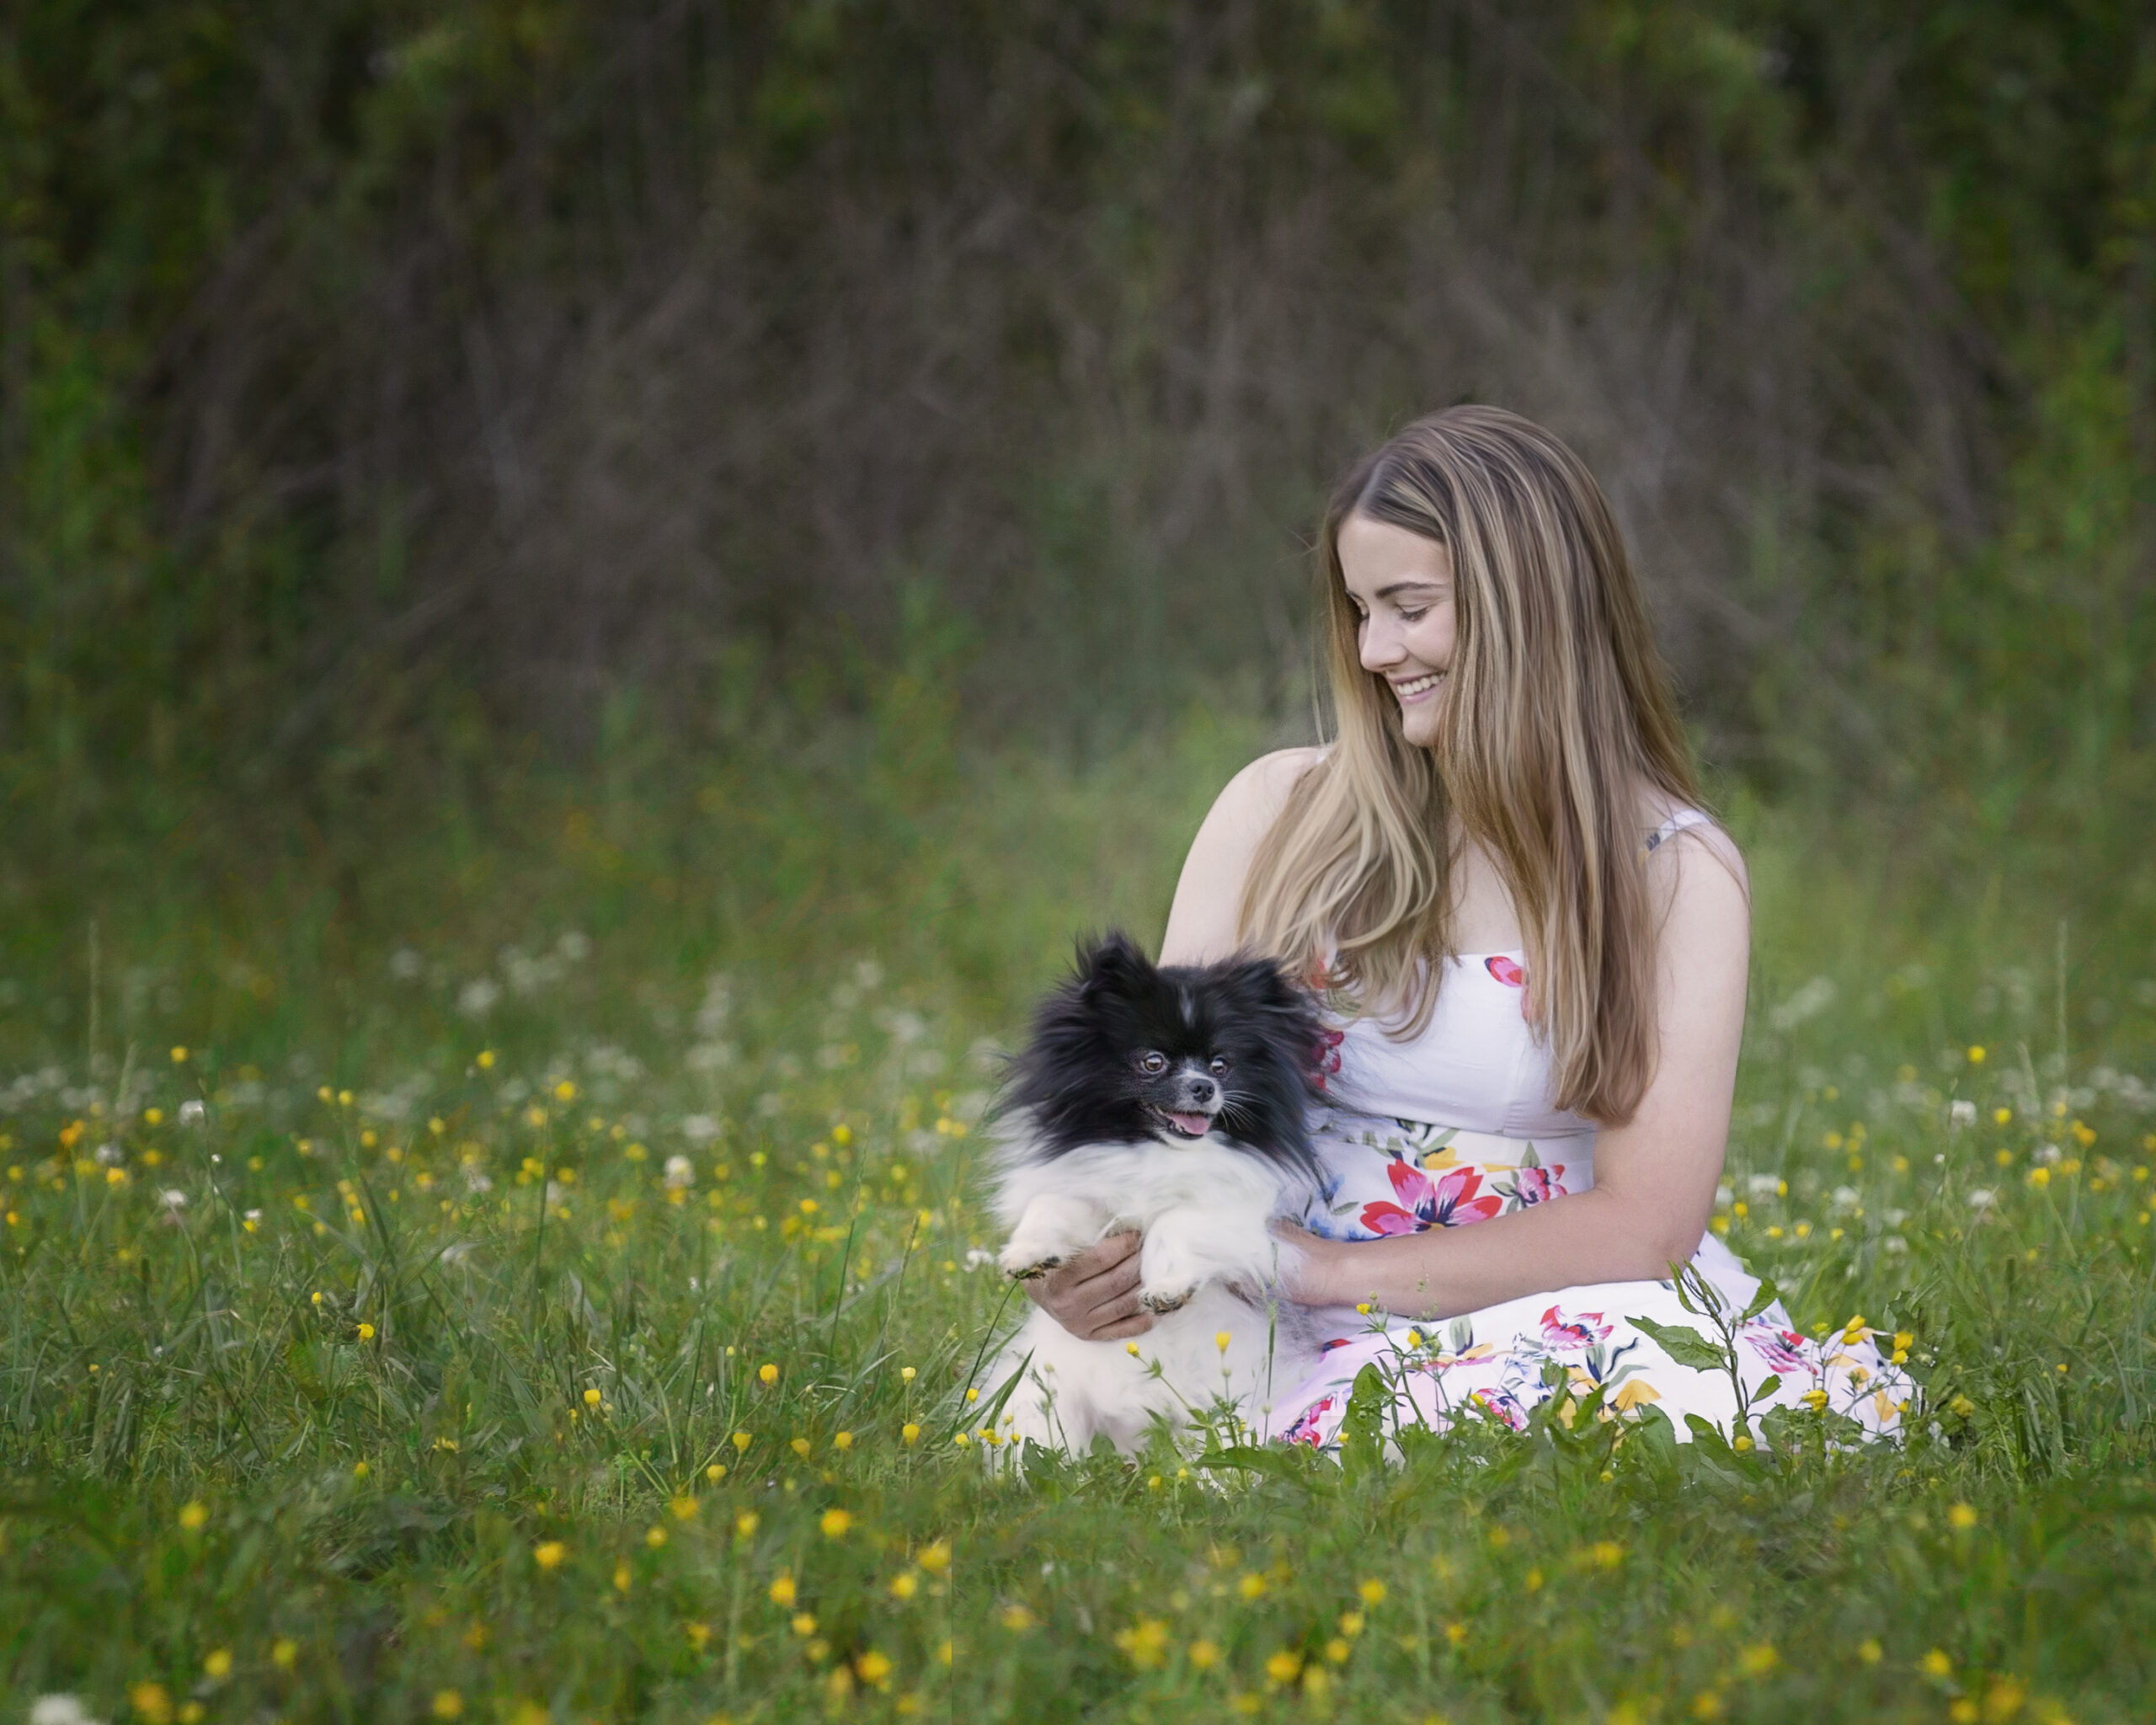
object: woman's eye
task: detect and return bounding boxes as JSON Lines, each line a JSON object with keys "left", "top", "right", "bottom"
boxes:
{"left": 1397, "top": 608, "right": 1428, "bottom": 623}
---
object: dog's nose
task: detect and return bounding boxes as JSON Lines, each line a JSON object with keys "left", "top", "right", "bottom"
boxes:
{"left": 1187, "top": 1076, "right": 1218, "bottom": 1105}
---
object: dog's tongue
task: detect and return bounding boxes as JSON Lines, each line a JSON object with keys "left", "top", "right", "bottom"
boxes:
{"left": 1168, "top": 1112, "right": 1211, "bottom": 1137}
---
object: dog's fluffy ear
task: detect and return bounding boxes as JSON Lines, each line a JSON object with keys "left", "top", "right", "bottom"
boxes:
{"left": 1074, "top": 930, "right": 1153, "bottom": 996}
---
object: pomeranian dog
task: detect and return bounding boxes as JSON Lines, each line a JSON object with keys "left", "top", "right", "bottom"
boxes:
{"left": 979, "top": 932, "right": 1330, "bottom": 1456}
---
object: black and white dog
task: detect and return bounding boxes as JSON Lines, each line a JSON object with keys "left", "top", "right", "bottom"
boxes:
{"left": 982, "top": 933, "right": 1329, "bottom": 1455}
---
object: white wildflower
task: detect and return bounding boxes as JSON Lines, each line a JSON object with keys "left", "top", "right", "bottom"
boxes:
{"left": 178, "top": 1098, "right": 205, "bottom": 1126}
{"left": 1967, "top": 1188, "right": 1995, "bottom": 1210}
{"left": 2033, "top": 1142, "right": 2061, "bottom": 1166}
{"left": 31, "top": 1696, "right": 107, "bottom": 1725}
{"left": 963, "top": 1247, "right": 996, "bottom": 1272}
{"left": 159, "top": 1189, "right": 188, "bottom": 1210}
{"left": 664, "top": 1155, "right": 696, "bottom": 1189}
{"left": 1949, "top": 1098, "right": 1977, "bottom": 1127}
{"left": 1769, "top": 976, "right": 1837, "bottom": 1032}
{"left": 456, "top": 977, "right": 502, "bottom": 1017}
{"left": 680, "top": 1114, "right": 721, "bottom": 1144}
{"left": 1882, "top": 1235, "right": 1908, "bottom": 1254}
{"left": 389, "top": 948, "right": 424, "bottom": 980}
{"left": 1747, "top": 1173, "right": 1783, "bottom": 1199}
{"left": 1831, "top": 1185, "right": 1862, "bottom": 1210}
{"left": 93, "top": 1142, "right": 124, "bottom": 1167}
{"left": 556, "top": 930, "right": 591, "bottom": 962}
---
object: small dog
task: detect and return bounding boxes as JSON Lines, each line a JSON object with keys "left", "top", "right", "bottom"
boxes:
{"left": 980, "top": 933, "right": 1328, "bottom": 1456}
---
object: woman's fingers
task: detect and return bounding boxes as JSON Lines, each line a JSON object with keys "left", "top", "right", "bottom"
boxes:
{"left": 1020, "top": 1231, "right": 1154, "bottom": 1339}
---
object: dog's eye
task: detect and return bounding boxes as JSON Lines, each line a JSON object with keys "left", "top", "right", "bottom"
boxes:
{"left": 1136, "top": 1051, "right": 1167, "bottom": 1076}
{"left": 1209, "top": 1056, "right": 1232, "bottom": 1077}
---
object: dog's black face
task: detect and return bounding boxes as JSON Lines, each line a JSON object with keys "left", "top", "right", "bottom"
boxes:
{"left": 1005, "top": 932, "right": 1327, "bottom": 1177}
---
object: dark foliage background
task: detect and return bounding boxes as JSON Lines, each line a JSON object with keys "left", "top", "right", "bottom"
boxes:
{"left": 2, "top": 0, "right": 2152, "bottom": 897}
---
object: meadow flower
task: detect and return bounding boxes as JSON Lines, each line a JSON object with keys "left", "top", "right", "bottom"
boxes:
{"left": 1264, "top": 1651, "right": 1302, "bottom": 1685}
{"left": 271, "top": 1640, "right": 297, "bottom": 1669}
{"left": 770, "top": 1575, "right": 798, "bottom": 1606}
{"left": 735, "top": 1510, "right": 759, "bottom": 1537}
{"left": 1949, "top": 1503, "right": 1978, "bottom": 1529}
{"left": 177, "top": 1501, "right": 208, "bottom": 1531}
{"left": 646, "top": 1526, "right": 667, "bottom": 1548}
{"left": 129, "top": 1685, "right": 173, "bottom": 1725}
{"left": 891, "top": 1572, "right": 920, "bottom": 1600}
{"left": 999, "top": 1603, "right": 1037, "bottom": 1631}
{"left": 856, "top": 1649, "right": 893, "bottom": 1688}
{"left": 431, "top": 1691, "right": 464, "bottom": 1719}
{"left": 533, "top": 1541, "right": 566, "bottom": 1570}
{"left": 613, "top": 1560, "right": 632, "bottom": 1593}
{"left": 733, "top": 1430, "right": 753, "bottom": 1452}
{"left": 900, "top": 1365, "right": 917, "bottom": 1381}
{"left": 902, "top": 1422, "right": 921, "bottom": 1444}
{"left": 916, "top": 1540, "right": 951, "bottom": 1574}
{"left": 670, "top": 1493, "right": 698, "bottom": 1519}
{"left": 759, "top": 1363, "right": 779, "bottom": 1385}
{"left": 29, "top": 1694, "right": 104, "bottom": 1725}
{"left": 821, "top": 1509, "right": 853, "bottom": 1539}
{"left": 1924, "top": 1649, "right": 1953, "bottom": 1678}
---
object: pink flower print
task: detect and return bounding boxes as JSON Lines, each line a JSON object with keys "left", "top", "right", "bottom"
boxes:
{"left": 1540, "top": 1306, "right": 1613, "bottom": 1349}
{"left": 1282, "top": 1396, "right": 1335, "bottom": 1447}
{"left": 1358, "top": 1159, "right": 1503, "bottom": 1236}
{"left": 1743, "top": 1325, "right": 1811, "bottom": 1375}
{"left": 1467, "top": 1388, "right": 1530, "bottom": 1431}
{"left": 1511, "top": 1163, "right": 1562, "bottom": 1206}
{"left": 1485, "top": 954, "right": 1526, "bottom": 987}
{"left": 1313, "top": 1027, "right": 1346, "bottom": 1092}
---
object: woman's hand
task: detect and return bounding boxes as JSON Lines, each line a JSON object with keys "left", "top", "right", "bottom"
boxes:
{"left": 1019, "top": 1231, "right": 1155, "bottom": 1341}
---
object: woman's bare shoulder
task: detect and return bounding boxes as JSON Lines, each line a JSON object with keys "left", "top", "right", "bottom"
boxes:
{"left": 1160, "top": 747, "right": 1325, "bottom": 964}
{"left": 1215, "top": 745, "right": 1326, "bottom": 823}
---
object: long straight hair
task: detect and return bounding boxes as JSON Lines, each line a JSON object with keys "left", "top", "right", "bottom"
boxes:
{"left": 1238, "top": 406, "right": 1700, "bottom": 1124}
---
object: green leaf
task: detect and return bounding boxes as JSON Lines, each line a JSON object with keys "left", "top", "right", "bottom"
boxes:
{"left": 1341, "top": 1362, "right": 1389, "bottom": 1483}
{"left": 1630, "top": 1314, "right": 1731, "bottom": 1373}
{"left": 1753, "top": 1373, "right": 1782, "bottom": 1402}
{"left": 1742, "top": 1276, "right": 1782, "bottom": 1322}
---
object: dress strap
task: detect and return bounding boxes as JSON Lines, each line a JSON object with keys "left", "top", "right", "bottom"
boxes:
{"left": 1644, "top": 807, "right": 1715, "bottom": 855}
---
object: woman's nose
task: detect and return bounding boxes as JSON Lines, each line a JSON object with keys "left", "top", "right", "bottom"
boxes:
{"left": 1358, "top": 616, "right": 1402, "bottom": 672}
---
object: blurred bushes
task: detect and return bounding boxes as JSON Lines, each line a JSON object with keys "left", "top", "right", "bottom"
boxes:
{"left": 0, "top": 2, "right": 2151, "bottom": 900}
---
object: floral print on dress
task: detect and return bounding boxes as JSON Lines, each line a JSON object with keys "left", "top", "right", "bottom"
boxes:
{"left": 1359, "top": 1160, "right": 1504, "bottom": 1235}
{"left": 1308, "top": 1112, "right": 1574, "bottom": 1243}
{"left": 1485, "top": 954, "right": 1526, "bottom": 987}
{"left": 1273, "top": 1110, "right": 1921, "bottom": 1452}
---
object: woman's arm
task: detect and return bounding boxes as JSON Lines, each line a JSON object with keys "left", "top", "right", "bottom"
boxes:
{"left": 1282, "top": 828, "right": 1751, "bottom": 1317}
{"left": 1021, "top": 747, "right": 1321, "bottom": 1338}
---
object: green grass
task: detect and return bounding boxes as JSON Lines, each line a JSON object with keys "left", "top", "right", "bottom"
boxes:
{"left": 3, "top": 706, "right": 2155, "bottom": 1724}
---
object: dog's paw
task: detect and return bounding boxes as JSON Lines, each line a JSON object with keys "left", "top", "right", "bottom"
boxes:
{"left": 999, "top": 1246, "right": 1062, "bottom": 1280}
{"left": 1139, "top": 1283, "right": 1197, "bottom": 1316}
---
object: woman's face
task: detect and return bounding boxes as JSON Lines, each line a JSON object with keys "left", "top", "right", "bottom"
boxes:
{"left": 1338, "top": 513, "right": 1457, "bottom": 749}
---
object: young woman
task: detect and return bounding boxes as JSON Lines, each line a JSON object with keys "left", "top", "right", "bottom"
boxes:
{"left": 1023, "top": 405, "right": 1913, "bottom": 1446}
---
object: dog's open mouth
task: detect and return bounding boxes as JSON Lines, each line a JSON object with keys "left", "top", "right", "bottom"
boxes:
{"left": 1152, "top": 1108, "right": 1214, "bottom": 1139}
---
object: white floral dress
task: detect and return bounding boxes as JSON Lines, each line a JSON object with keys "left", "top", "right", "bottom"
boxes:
{"left": 1262, "top": 814, "right": 1918, "bottom": 1451}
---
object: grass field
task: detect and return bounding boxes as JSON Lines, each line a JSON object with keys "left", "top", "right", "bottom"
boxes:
{"left": 3, "top": 704, "right": 2154, "bottom": 1724}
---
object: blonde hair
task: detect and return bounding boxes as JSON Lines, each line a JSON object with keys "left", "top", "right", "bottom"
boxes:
{"left": 1238, "top": 405, "right": 1700, "bottom": 1124}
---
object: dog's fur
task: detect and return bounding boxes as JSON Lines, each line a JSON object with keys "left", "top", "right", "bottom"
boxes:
{"left": 981, "top": 933, "right": 1328, "bottom": 1455}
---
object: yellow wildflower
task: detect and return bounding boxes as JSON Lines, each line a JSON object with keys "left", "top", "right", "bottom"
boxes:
{"left": 533, "top": 1541, "right": 567, "bottom": 1571}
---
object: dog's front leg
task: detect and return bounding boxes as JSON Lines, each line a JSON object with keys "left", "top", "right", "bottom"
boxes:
{"left": 998, "top": 1193, "right": 1109, "bottom": 1280}
{"left": 1134, "top": 1207, "right": 1214, "bottom": 1314}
